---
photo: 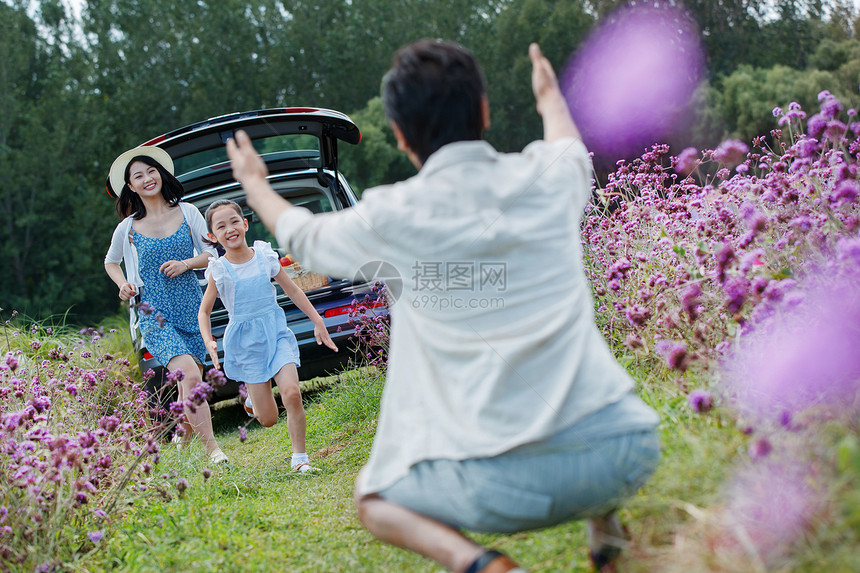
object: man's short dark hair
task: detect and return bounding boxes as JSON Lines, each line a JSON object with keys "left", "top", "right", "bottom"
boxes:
{"left": 382, "top": 40, "right": 487, "bottom": 164}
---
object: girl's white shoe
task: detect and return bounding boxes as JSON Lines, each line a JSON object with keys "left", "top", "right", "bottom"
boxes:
{"left": 209, "top": 449, "right": 229, "bottom": 465}
{"left": 292, "top": 462, "right": 321, "bottom": 474}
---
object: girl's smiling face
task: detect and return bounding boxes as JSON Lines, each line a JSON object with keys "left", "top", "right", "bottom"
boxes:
{"left": 208, "top": 204, "right": 248, "bottom": 248}
{"left": 127, "top": 160, "right": 163, "bottom": 197}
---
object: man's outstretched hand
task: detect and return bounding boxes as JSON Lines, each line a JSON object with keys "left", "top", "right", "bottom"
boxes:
{"left": 226, "top": 130, "right": 268, "bottom": 201}
{"left": 226, "top": 129, "right": 291, "bottom": 233}
{"left": 529, "top": 43, "right": 580, "bottom": 143}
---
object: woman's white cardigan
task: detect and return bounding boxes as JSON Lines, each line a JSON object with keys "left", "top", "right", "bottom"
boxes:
{"left": 105, "top": 202, "right": 214, "bottom": 331}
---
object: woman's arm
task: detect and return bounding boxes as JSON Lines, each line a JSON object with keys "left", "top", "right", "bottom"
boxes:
{"left": 105, "top": 262, "right": 137, "bottom": 301}
{"left": 274, "top": 269, "right": 338, "bottom": 352}
{"left": 160, "top": 251, "right": 213, "bottom": 278}
{"left": 160, "top": 202, "right": 216, "bottom": 278}
{"left": 198, "top": 274, "right": 221, "bottom": 369}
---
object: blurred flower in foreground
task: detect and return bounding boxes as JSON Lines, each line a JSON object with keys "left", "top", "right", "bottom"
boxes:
{"left": 561, "top": 3, "right": 704, "bottom": 158}
{"left": 718, "top": 461, "right": 823, "bottom": 565}
{"left": 687, "top": 389, "right": 713, "bottom": 413}
{"left": 721, "top": 259, "right": 860, "bottom": 424}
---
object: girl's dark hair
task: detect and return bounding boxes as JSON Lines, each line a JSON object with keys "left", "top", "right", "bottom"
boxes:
{"left": 116, "top": 155, "right": 185, "bottom": 219}
{"left": 381, "top": 39, "right": 486, "bottom": 164}
{"left": 202, "top": 200, "right": 244, "bottom": 250}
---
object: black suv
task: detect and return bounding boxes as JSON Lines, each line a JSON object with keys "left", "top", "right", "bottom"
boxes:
{"left": 125, "top": 108, "right": 385, "bottom": 399}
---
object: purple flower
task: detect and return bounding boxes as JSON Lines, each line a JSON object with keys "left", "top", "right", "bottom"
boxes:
{"left": 830, "top": 179, "right": 858, "bottom": 207}
{"left": 680, "top": 283, "right": 702, "bottom": 320}
{"left": 624, "top": 304, "right": 651, "bottom": 327}
{"left": 87, "top": 530, "right": 104, "bottom": 543}
{"left": 748, "top": 437, "right": 772, "bottom": 459}
{"left": 836, "top": 237, "right": 860, "bottom": 265}
{"left": 202, "top": 468, "right": 212, "bottom": 480}
{"left": 176, "top": 478, "right": 188, "bottom": 494}
{"left": 624, "top": 333, "right": 644, "bottom": 350}
{"left": 688, "top": 389, "right": 713, "bottom": 413}
{"left": 721, "top": 265, "right": 860, "bottom": 424}
{"left": 189, "top": 382, "right": 214, "bottom": 405}
{"left": 820, "top": 93, "right": 844, "bottom": 119}
{"left": 205, "top": 368, "right": 227, "bottom": 388}
{"left": 714, "top": 243, "right": 735, "bottom": 282}
{"left": 605, "top": 257, "right": 632, "bottom": 282}
{"left": 166, "top": 369, "right": 185, "bottom": 384}
{"left": 722, "top": 461, "right": 822, "bottom": 564}
{"left": 823, "top": 120, "right": 847, "bottom": 141}
{"left": 789, "top": 215, "right": 813, "bottom": 231}
{"left": 655, "top": 339, "right": 690, "bottom": 371}
{"left": 98, "top": 415, "right": 121, "bottom": 432}
{"left": 712, "top": 139, "right": 749, "bottom": 167}
{"left": 807, "top": 113, "right": 827, "bottom": 138}
{"left": 772, "top": 106, "right": 782, "bottom": 117}
{"left": 723, "top": 276, "right": 748, "bottom": 314}
{"left": 238, "top": 426, "right": 248, "bottom": 442}
{"left": 560, "top": 3, "right": 705, "bottom": 157}
{"left": 674, "top": 147, "right": 700, "bottom": 175}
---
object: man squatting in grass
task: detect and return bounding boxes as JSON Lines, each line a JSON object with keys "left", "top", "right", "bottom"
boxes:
{"left": 227, "top": 41, "right": 660, "bottom": 573}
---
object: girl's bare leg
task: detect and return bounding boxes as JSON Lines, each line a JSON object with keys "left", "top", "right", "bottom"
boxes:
{"left": 272, "top": 363, "right": 305, "bottom": 454}
{"left": 167, "top": 354, "right": 219, "bottom": 454}
{"left": 247, "top": 380, "right": 279, "bottom": 427}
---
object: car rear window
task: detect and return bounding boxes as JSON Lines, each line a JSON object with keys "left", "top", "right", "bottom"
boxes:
{"left": 244, "top": 193, "right": 332, "bottom": 252}
{"left": 174, "top": 133, "right": 321, "bottom": 180}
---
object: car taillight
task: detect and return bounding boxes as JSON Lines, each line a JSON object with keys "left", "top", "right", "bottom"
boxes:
{"left": 324, "top": 300, "right": 386, "bottom": 318}
{"left": 283, "top": 107, "right": 319, "bottom": 113}
{"left": 143, "top": 351, "right": 154, "bottom": 360}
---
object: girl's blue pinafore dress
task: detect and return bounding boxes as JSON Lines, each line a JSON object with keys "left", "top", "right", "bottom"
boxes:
{"left": 221, "top": 249, "right": 300, "bottom": 384}
{"left": 134, "top": 219, "right": 207, "bottom": 366}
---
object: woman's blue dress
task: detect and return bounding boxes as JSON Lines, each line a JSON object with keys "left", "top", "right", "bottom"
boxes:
{"left": 134, "top": 219, "right": 207, "bottom": 367}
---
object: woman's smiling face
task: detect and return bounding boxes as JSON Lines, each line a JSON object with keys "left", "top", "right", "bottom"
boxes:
{"left": 127, "top": 160, "right": 163, "bottom": 198}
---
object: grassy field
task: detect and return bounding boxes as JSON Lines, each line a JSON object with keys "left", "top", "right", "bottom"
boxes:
{"left": 2, "top": 316, "right": 856, "bottom": 572}
{"left": 74, "top": 358, "right": 752, "bottom": 573}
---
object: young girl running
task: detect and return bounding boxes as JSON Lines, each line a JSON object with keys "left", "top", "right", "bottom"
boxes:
{"left": 197, "top": 200, "right": 337, "bottom": 473}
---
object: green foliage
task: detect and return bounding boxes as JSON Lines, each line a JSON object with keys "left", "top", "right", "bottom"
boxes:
{"left": 1, "top": 0, "right": 858, "bottom": 323}
{"left": 484, "top": 0, "right": 595, "bottom": 152}
{"left": 338, "top": 97, "right": 415, "bottom": 195}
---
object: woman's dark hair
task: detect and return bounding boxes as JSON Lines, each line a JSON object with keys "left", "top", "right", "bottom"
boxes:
{"left": 116, "top": 155, "right": 185, "bottom": 219}
{"left": 381, "top": 39, "right": 487, "bottom": 165}
{"left": 202, "top": 200, "right": 243, "bottom": 251}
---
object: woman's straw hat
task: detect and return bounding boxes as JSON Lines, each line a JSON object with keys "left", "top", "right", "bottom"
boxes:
{"left": 106, "top": 146, "right": 175, "bottom": 198}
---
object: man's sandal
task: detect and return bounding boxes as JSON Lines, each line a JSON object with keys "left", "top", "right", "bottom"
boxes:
{"left": 292, "top": 462, "right": 321, "bottom": 474}
{"left": 586, "top": 517, "right": 630, "bottom": 572}
{"left": 464, "top": 550, "right": 527, "bottom": 573}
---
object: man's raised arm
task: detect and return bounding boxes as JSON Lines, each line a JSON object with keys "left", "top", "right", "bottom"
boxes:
{"left": 226, "top": 129, "right": 293, "bottom": 235}
{"left": 529, "top": 43, "right": 580, "bottom": 144}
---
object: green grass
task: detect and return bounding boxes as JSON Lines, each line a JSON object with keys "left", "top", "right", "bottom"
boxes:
{"left": 75, "top": 361, "right": 754, "bottom": 573}
{"left": 5, "top": 314, "right": 855, "bottom": 571}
